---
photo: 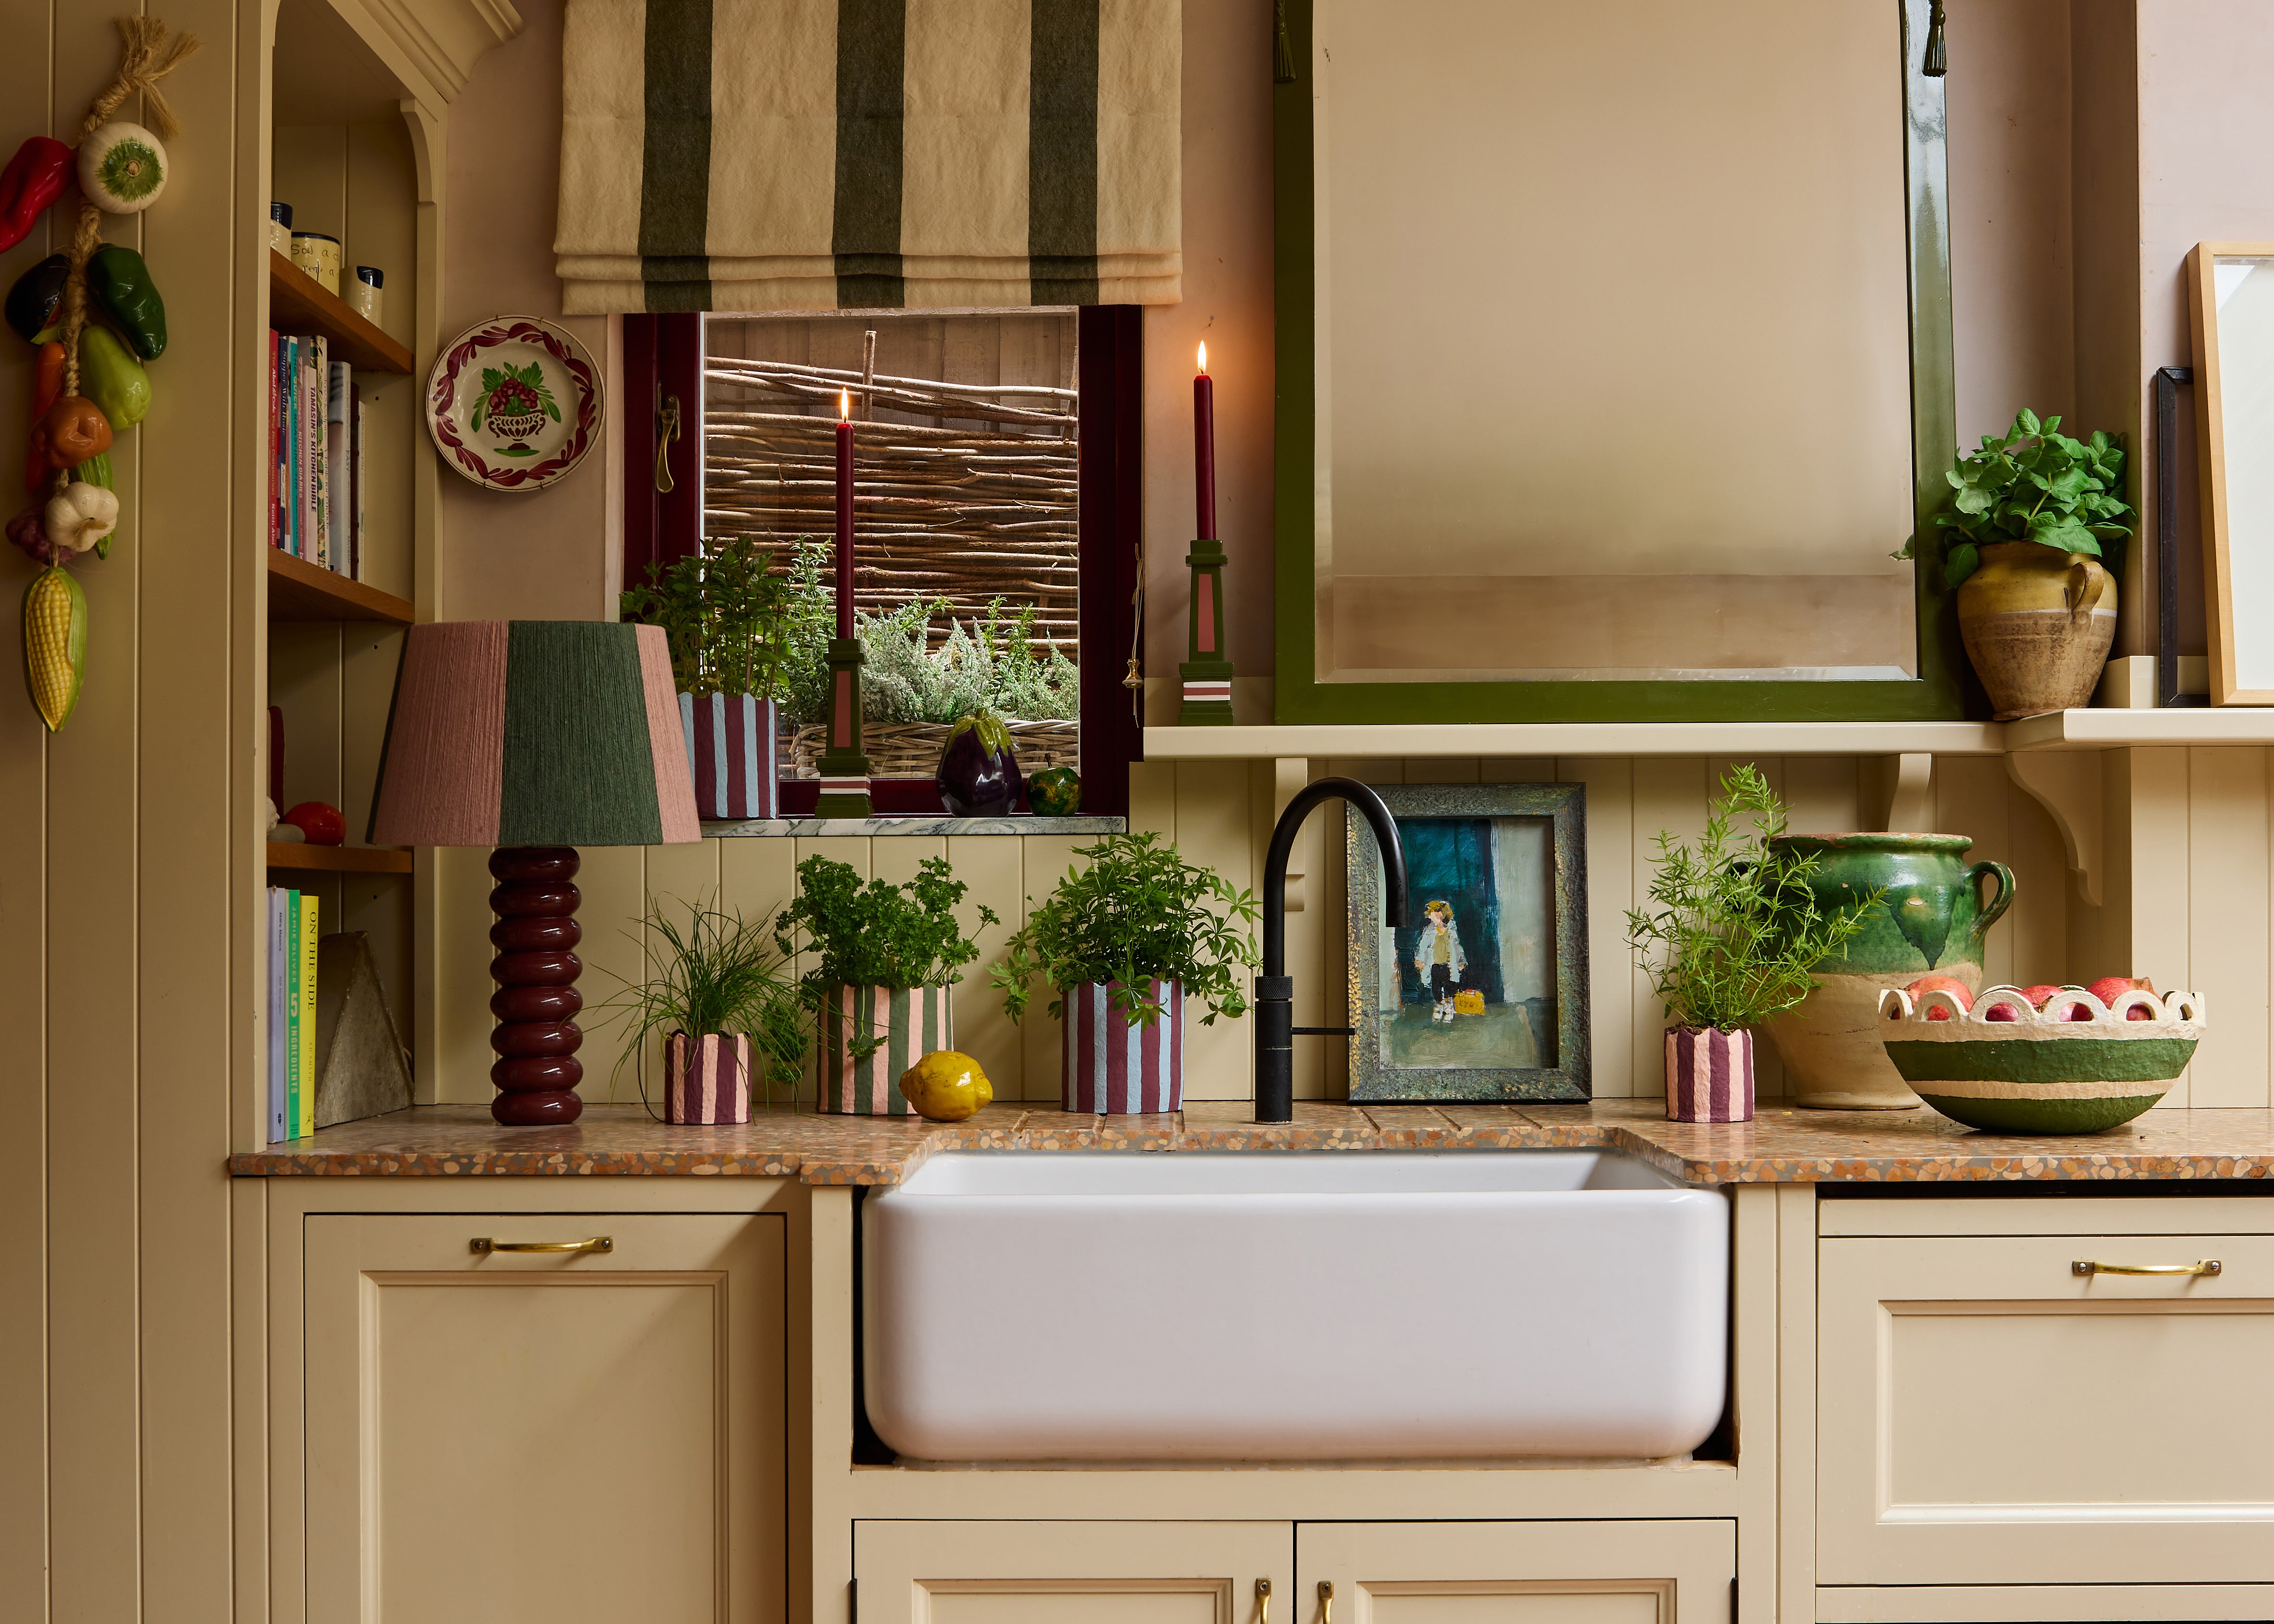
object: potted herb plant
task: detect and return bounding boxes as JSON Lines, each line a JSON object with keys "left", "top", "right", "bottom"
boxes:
{"left": 1624, "top": 765, "right": 1877, "bottom": 1122}
{"left": 622, "top": 534, "right": 824, "bottom": 820}
{"left": 774, "top": 854, "right": 999, "bottom": 1115}
{"left": 993, "top": 833, "right": 1260, "bottom": 1113}
{"left": 1929, "top": 408, "right": 2135, "bottom": 718}
{"left": 591, "top": 898, "right": 808, "bottom": 1124}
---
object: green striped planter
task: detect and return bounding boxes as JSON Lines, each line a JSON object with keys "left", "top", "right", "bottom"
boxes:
{"left": 1878, "top": 984, "right": 2205, "bottom": 1134}
{"left": 816, "top": 984, "right": 954, "bottom": 1116}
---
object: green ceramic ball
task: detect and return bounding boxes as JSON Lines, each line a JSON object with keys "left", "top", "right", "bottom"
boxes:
{"left": 1029, "top": 766, "right": 1082, "bottom": 816}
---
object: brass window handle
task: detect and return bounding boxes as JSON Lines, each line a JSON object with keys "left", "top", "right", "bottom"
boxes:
{"left": 1257, "top": 1577, "right": 1270, "bottom": 1624}
{"left": 2073, "top": 1258, "right": 2220, "bottom": 1277}
{"left": 1319, "top": 1580, "right": 1333, "bottom": 1624}
{"left": 470, "top": 1237, "right": 613, "bottom": 1255}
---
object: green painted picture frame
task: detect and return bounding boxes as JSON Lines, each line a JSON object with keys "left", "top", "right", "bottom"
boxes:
{"left": 1272, "top": 0, "right": 1966, "bottom": 724}
{"left": 1345, "top": 782, "right": 1589, "bottom": 1102}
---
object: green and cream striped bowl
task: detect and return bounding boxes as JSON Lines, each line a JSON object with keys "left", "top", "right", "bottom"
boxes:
{"left": 1877, "top": 985, "right": 2206, "bottom": 1134}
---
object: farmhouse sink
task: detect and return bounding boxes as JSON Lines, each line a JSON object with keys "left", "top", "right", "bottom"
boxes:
{"left": 862, "top": 1151, "right": 1729, "bottom": 1462}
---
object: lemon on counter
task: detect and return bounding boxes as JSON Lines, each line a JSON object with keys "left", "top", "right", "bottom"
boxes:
{"left": 900, "top": 1050, "right": 993, "bottom": 1121}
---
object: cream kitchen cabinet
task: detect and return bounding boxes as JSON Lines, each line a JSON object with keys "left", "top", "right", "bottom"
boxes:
{"left": 1296, "top": 1520, "right": 1734, "bottom": 1624}
{"left": 298, "top": 1211, "right": 787, "bottom": 1624}
{"left": 852, "top": 1521, "right": 1292, "bottom": 1624}
{"left": 1818, "top": 1198, "right": 2274, "bottom": 1589}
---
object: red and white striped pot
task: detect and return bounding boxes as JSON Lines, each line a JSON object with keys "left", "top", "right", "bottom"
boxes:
{"left": 817, "top": 984, "right": 953, "bottom": 1115}
{"left": 1062, "top": 979, "right": 1184, "bottom": 1114}
{"left": 1664, "top": 1026, "right": 1755, "bottom": 1123}
{"left": 664, "top": 1031, "right": 751, "bottom": 1124}
{"left": 680, "top": 693, "right": 778, "bottom": 820}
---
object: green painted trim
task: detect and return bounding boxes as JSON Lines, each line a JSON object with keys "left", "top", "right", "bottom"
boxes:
{"left": 1886, "top": 1036, "right": 2198, "bottom": 1084}
{"left": 1270, "top": 0, "right": 1966, "bottom": 725}
{"left": 1914, "top": 1093, "right": 2169, "bottom": 1135}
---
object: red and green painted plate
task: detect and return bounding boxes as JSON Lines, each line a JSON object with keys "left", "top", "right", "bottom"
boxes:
{"left": 425, "top": 316, "right": 603, "bottom": 492}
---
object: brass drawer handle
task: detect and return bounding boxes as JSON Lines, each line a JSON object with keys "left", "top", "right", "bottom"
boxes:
{"left": 2073, "top": 1258, "right": 2220, "bottom": 1277}
{"left": 1319, "top": 1580, "right": 1333, "bottom": 1624}
{"left": 470, "top": 1237, "right": 613, "bottom": 1255}
{"left": 1257, "top": 1578, "right": 1270, "bottom": 1624}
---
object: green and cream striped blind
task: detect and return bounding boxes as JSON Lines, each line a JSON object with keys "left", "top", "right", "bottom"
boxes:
{"left": 556, "top": 0, "right": 1182, "bottom": 312}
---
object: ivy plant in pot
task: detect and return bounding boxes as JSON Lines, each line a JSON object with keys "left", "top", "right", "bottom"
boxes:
{"left": 591, "top": 898, "right": 809, "bottom": 1124}
{"left": 621, "top": 535, "right": 820, "bottom": 820}
{"left": 1624, "top": 766, "right": 1878, "bottom": 1123}
{"left": 993, "top": 833, "right": 1260, "bottom": 1114}
{"left": 1929, "top": 408, "right": 2136, "bottom": 718}
{"left": 774, "top": 854, "right": 999, "bottom": 1115}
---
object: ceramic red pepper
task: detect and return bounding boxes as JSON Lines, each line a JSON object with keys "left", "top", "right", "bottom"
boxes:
{"left": 0, "top": 139, "right": 75, "bottom": 254}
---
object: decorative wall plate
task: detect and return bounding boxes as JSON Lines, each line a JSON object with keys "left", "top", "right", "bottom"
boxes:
{"left": 425, "top": 316, "right": 603, "bottom": 492}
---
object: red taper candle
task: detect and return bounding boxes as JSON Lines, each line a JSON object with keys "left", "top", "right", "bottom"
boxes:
{"left": 835, "top": 389, "right": 854, "bottom": 639}
{"left": 1194, "top": 342, "right": 1216, "bottom": 540}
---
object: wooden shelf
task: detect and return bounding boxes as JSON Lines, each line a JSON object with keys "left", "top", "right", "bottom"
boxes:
{"left": 1142, "top": 721, "right": 2006, "bottom": 760}
{"left": 268, "top": 548, "right": 413, "bottom": 623}
{"left": 266, "top": 842, "right": 413, "bottom": 875}
{"left": 267, "top": 248, "right": 413, "bottom": 374}
{"left": 2005, "top": 708, "right": 2274, "bottom": 750}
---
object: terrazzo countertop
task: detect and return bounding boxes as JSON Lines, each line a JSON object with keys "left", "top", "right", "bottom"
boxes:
{"left": 226, "top": 1097, "right": 2274, "bottom": 1186}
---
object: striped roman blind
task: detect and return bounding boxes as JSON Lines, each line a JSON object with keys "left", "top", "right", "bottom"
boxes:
{"left": 556, "top": 0, "right": 1183, "bottom": 312}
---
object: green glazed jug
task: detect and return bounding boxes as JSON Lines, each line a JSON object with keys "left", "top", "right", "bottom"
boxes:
{"left": 1762, "top": 833, "right": 2014, "bottom": 1109}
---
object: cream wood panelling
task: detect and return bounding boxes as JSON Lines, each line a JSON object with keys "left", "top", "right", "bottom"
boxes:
{"left": 1294, "top": 1520, "right": 1733, "bottom": 1624}
{"left": 1819, "top": 1232, "right": 2274, "bottom": 1586}
{"left": 1731, "top": 1186, "right": 1779, "bottom": 1624}
{"left": 1816, "top": 1583, "right": 2274, "bottom": 1623}
{"left": 854, "top": 1521, "right": 1289, "bottom": 1624}
{"left": 1821, "top": 1195, "right": 2274, "bottom": 1238}
{"left": 1775, "top": 1185, "right": 1819, "bottom": 1624}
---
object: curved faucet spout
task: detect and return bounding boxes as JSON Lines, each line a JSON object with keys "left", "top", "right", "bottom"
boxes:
{"left": 1253, "top": 777, "right": 1409, "bottom": 1122}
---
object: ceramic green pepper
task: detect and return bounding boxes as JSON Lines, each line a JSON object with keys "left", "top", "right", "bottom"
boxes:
{"left": 77, "top": 325, "right": 149, "bottom": 430}
{"left": 87, "top": 245, "right": 165, "bottom": 360}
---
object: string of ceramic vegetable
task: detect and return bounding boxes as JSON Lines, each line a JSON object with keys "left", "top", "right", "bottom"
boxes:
{"left": 3, "top": 18, "right": 199, "bottom": 732}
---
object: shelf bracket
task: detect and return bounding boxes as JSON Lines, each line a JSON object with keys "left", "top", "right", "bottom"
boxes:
{"left": 2005, "top": 749, "right": 2105, "bottom": 907}
{"left": 1871, "top": 753, "right": 1935, "bottom": 832}
{"left": 1272, "top": 758, "right": 1313, "bottom": 913}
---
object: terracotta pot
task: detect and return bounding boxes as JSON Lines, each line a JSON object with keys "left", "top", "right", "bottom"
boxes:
{"left": 1762, "top": 834, "right": 2015, "bottom": 1109}
{"left": 1956, "top": 541, "right": 2117, "bottom": 718}
{"left": 1664, "top": 1026, "right": 1754, "bottom": 1123}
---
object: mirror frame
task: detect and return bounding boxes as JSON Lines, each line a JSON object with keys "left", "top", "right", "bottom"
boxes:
{"left": 1270, "top": 0, "right": 1965, "bottom": 724}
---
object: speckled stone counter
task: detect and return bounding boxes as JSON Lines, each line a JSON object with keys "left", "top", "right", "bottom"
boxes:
{"left": 226, "top": 1097, "right": 2274, "bottom": 1186}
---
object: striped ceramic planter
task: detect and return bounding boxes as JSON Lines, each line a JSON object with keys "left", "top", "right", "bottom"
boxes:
{"left": 817, "top": 984, "right": 953, "bottom": 1116}
{"left": 664, "top": 1031, "right": 751, "bottom": 1124}
{"left": 1664, "top": 1027, "right": 1756, "bottom": 1123}
{"left": 1063, "top": 980, "right": 1184, "bottom": 1114}
{"left": 680, "top": 693, "right": 778, "bottom": 820}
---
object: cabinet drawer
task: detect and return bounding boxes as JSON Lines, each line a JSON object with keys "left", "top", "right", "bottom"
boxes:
{"left": 854, "top": 1521, "right": 1290, "bottom": 1624}
{"left": 1298, "top": 1521, "right": 1732, "bottom": 1624}
{"left": 1820, "top": 1231, "right": 2274, "bottom": 1585}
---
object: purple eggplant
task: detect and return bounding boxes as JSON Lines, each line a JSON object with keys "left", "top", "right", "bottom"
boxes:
{"left": 936, "top": 711, "right": 1023, "bottom": 816}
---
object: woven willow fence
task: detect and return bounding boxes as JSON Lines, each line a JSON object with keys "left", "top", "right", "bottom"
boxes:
{"left": 703, "top": 357, "right": 1079, "bottom": 646}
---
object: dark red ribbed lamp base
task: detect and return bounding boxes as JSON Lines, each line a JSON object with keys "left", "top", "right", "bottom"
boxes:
{"left": 487, "top": 846, "right": 584, "bottom": 1126}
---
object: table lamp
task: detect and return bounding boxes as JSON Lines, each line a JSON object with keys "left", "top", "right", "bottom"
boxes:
{"left": 368, "top": 620, "right": 700, "bottom": 1125}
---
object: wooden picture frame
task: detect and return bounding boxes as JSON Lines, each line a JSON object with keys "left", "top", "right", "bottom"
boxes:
{"left": 2187, "top": 242, "right": 2274, "bottom": 706}
{"left": 1344, "top": 783, "right": 1589, "bottom": 1102}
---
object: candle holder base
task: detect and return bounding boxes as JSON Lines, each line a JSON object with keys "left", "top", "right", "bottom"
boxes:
{"left": 1179, "top": 535, "right": 1235, "bottom": 726}
{"left": 816, "top": 635, "right": 873, "bottom": 815}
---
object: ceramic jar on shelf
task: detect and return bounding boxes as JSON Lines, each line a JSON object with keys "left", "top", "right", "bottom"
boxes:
{"left": 1957, "top": 541, "right": 2117, "bottom": 718}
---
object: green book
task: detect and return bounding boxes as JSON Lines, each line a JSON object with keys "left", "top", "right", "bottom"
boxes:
{"left": 284, "top": 890, "right": 302, "bottom": 1138}
{"left": 298, "top": 892, "right": 319, "bottom": 1138}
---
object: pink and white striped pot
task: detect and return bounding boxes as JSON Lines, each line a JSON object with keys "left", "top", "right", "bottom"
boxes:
{"left": 816, "top": 984, "right": 953, "bottom": 1115}
{"left": 664, "top": 1031, "right": 751, "bottom": 1124}
{"left": 1664, "top": 1026, "right": 1755, "bottom": 1123}
{"left": 1062, "top": 979, "right": 1185, "bottom": 1114}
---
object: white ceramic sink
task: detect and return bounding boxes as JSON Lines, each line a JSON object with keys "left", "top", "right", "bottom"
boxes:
{"left": 863, "top": 1150, "right": 1729, "bottom": 1462}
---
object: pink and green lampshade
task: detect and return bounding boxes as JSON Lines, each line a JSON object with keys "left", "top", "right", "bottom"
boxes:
{"left": 369, "top": 620, "right": 700, "bottom": 1126}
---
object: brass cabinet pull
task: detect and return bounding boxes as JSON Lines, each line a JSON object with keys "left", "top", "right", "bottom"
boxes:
{"left": 2073, "top": 1258, "right": 2220, "bottom": 1277}
{"left": 470, "top": 1237, "right": 613, "bottom": 1255}
{"left": 1319, "top": 1580, "right": 1333, "bottom": 1624}
{"left": 1256, "top": 1577, "right": 1270, "bottom": 1624}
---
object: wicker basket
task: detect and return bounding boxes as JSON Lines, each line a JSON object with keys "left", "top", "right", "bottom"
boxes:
{"left": 786, "top": 719, "right": 1080, "bottom": 780}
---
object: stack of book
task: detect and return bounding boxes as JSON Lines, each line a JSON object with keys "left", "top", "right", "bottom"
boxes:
{"left": 268, "top": 331, "right": 367, "bottom": 578}
{"left": 267, "top": 887, "right": 320, "bottom": 1144}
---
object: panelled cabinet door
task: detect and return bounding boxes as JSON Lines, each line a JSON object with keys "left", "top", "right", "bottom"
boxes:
{"left": 1296, "top": 1521, "right": 1733, "bottom": 1624}
{"left": 1819, "top": 1232, "right": 2274, "bottom": 1585}
{"left": 853, "top": 1520, "right": 1291, "bottom": 1624}
{"left": 303, "top": 1213, "right": 786, "bottom": 1624}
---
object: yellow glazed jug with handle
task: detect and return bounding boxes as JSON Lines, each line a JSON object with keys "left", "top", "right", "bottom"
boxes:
{"left": 1956, "top": 541, "right": 2116, "bottom": 718}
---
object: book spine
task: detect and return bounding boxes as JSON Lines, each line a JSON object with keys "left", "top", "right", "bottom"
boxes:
{"left": 350, "top": 392, "right": 365, "bottom": 581}
{"left": 297, "top": 890, "right": 319, "bottom": 1137}
{"left": 326, "top": 361, "right": 350, "bottom": 573}
{"left": 308, "top": 336, "right": 328, "bottom": 569}
{"left": 284, "top": 889, "right": 302, "bottom": 1135}
{"left": 267, "top": 888, "right": 288, "bottom": 1143}
{"left": 268, "top": 332, "right": 282, "bottom": 551}
{"left": 285, "top": 337, "right": 301, "bottom": 557}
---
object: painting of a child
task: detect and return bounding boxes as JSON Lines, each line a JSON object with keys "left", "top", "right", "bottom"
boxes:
{"left": 1414, "top": 900, "right": 1467, "bottom": 1023}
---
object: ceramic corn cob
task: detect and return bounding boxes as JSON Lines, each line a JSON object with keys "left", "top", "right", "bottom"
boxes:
{"left": 22, "top": 563, "right": 85, "bottom": 731}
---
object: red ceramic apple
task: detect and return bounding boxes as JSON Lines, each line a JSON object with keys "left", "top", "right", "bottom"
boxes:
{"left": 1903, "top": 975, "right": 1972, "bottom": 1021}
{"left": 283, "top": 800, "right": 345, "bottom": 846}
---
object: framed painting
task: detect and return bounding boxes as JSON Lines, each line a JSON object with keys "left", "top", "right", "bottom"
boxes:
{"left": 1345, "top": 783, "right": 1589, "bottom": 1101}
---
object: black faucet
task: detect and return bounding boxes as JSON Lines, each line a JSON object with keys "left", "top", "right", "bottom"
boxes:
{"left": 1253, "top": 777, "right": 1409, "bottom": 1122}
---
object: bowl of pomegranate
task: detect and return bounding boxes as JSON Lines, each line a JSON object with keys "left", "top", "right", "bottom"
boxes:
{"left": 1875, "top": 977, "right": 2206, "bottom": 1133}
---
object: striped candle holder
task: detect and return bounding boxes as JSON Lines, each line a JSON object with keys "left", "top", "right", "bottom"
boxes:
{"left": 664, "top": 1031, "right": 751, "bottom": 1124}
{"left": 680, "top": 693, "right": 777, "bottom": 820}
{"left": 817, "top": 984, "right": 953, "bottom": 1115}
{"left": 1664, "top": 1026, "right": 1755, "bottom": 1123}
{"left": 1063, "top": 979, "right": 1185, "bottom": 1114}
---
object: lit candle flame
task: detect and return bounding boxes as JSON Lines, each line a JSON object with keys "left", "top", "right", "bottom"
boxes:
{"left": 1198, "top": 341, "right": 1208, "bottom": 374}
{"left": 839, "top": 388, "right": 850, "bottom": 421}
